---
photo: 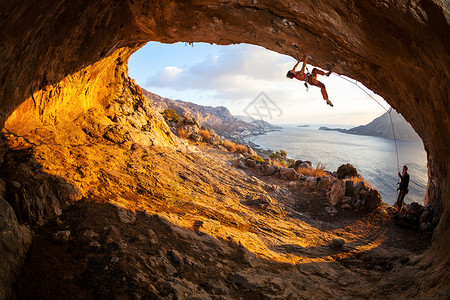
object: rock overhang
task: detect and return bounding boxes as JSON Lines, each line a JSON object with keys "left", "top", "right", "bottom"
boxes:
{"left": 0, "top": 0, "right": 449, "bottom": 256}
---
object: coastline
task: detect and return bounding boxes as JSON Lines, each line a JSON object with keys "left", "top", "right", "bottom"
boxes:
{"left": 243, "top": 126, "right": 427, "bottom": 205}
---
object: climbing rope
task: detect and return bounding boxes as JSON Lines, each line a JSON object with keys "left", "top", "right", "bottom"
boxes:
{"left": 332, "top": 73, "right": 401, "bottom": 176}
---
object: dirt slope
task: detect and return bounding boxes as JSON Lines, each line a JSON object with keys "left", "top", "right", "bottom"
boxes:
{"left": 3, "top": 126, "right": 443, "bottom": 299}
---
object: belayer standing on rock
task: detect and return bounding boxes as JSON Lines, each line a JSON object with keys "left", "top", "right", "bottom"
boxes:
{"left": 286, "top": 55, "right": 333, "bottom": 107}
{"left": 395, "top": 165, "right": 410, "bottom": 211}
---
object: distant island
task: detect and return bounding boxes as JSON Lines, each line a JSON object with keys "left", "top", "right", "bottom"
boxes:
{"left": 319, "top": 110, "right": 421, "bottom": 141}
{"left": 319, "top": 126, "right": 346, "bottom": 132}
{"left": 297, "top": 125, "right": 310, "bottom": 128}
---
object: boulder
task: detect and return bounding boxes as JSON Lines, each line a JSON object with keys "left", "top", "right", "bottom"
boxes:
{"left": 329, "top": 180, "right": 345, "bottom": 206}
{"left": 180, "top": 112, "right": 201, "bottom": 127}
{"left": 178, "top": 125, "right": 199, "bottom": 137}
{"left": 247, "top": 146, "right": 257, "bottom": 156}
{"left": 419, "top": 210, "right": 430, "bottom": 224}
{"left": 324, "top": 205, "right": 338, "bottom": 215}
{"left": 359, "top": 189, "right": 369, "bottom": 200}
{"left": 342, "top": 197, "right": 352, "bottom": 204}
{"left": 316, "top": 176, "right": 330, "bottom": 191}
{"left": 245, "top": 158, "right": 257, "bottom": 168}
{"left": 117, "top": 206, "right": 137, "bottom": 224}
{"left": 353, "top": 181, "right": 365, "bottom": 197}
{"left": 237, "top": 160, "right": 247, "bottom": 169}
{"left": 207, "top": 135, "right": 223, "bottom": 146}
{"left": 297, "top": 162, "right": 313, "bottom": 170}
{"left": 53, "top": 230, "right": 71, "bottom": 242}
{"left": 103, "top": 125, "right": 130, "bottom": 144}
{"left": 264, "top": 165, "right": 279, "bottom": 176}
{"left": 259, "top": 194, "right": 272, "bottom": 204}
{"left": 306, "top": 177, "right": 318, "bottom": 189}
{"left": 366, "top": 189, "right": 382, "bottom": 210}
{"left": 0, "top": 196, "right": 32, "bottom": 300}
{"left": 332, "top": 238, "right": 346, "bottom": 247}
{"left": 190, "top": 132, "right": 202, "bottom": 142}
{"left": 279, "top": 167, "right": 300, "bottom": 181}
{"left": 345, "top": 180, "right": 354, "bottom": 196}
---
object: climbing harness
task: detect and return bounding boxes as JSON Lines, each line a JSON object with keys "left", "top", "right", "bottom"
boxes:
{"left": 304, "top": 67, "right": 311, "bottom": 91}
{"left": 332, "top": 73, "right": 401, "bottom": 179}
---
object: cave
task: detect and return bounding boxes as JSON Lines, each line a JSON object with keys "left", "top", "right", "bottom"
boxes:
{"left": 0, "top": 0, "right": 449, "bottom": 299}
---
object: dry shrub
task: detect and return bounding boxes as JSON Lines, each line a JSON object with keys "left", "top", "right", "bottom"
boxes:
{"left": 162, "top": 108, "right": 180, "bottom": 122}
{"left": 177, "top": 128, "right": 188, "bottom": 139}
{"left": 271, "top": 160, "right": 287, "bottom": 167}
{"left": 235, "top": 144, "right": 248, "bottom": 154}
{"left": 198, "top": 129, "right": 211, "bottom": 140}
{"left": 222, "top": 140, "right": 237, "bottom": 152}
{"left": 344, "top": 176, "right": 373, "bottom": 189}
{"left": 297, "top": 161, "right": 327, "bottom": 177}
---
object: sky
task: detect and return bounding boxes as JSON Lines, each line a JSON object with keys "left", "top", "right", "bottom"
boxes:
{"left": 128, "top": 42, "right": 390, "bottom": 127}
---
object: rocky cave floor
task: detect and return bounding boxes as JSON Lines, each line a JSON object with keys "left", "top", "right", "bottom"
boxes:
{"left": 1, "top": 130, "right": 437, "bottom": 300}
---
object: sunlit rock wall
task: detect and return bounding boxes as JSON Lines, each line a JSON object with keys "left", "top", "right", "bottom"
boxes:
{"left": 0, "top": 0, "right": 448, "bottom": 296}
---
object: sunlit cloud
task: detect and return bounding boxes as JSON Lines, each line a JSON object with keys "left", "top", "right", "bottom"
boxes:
{"left": 135, "top": 43, "right": 388, "bottom": 126}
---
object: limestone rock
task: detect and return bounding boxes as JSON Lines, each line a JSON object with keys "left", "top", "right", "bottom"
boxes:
{"left": 259, "top": 194, "right": 272, "bottom": 204}
{"left": 306, "top": 177, "right": 318, "bottom": 189}
{"left": 2, "top": 150, "right": 81, "bottom": 225}
{"left": 179, "top": 113, "right": 201, "bottom": 127}
{"left": 332, "top": 238, "right": 346, "bottom": 248}
{"left": 324, "top": 205, "right": 338, "bottom": 215}
{"left": 345, "top": 180, "right": 354, "bottom": 196}
{"left": 245, "top": 158, "right": 257, "bottom": 168}
{"left": 116, "top": 206, "right": 137, "bottom": 224}
{"left": 178, "top": 124, "right": 199, "bottom": 137}
{"left": 316, "top": 176, "right": 330, "bottom": 191}
{"left": 279, "top": 167, "right": 300, "bottom": 181}
{"left": 53, "top": 230, "right": 71, "bottom": 242}
{"left": 247, "top": 146, "right": 257, "bottom": 156}
{"left": 342, "top": 197, "right": 352, "bottom": 204}
{"left": 190, "top": 132, "right": 202, "bottom": 142}
{"left": 353, "top": 181, "right": 365, "bottom": 197}
{"left": 367, "top": 189, "right": 382, "bottom": 210}
{"left": 207, "top": 135, "right": 223, "bottom": 146}
{"left": 264, "top": 165, "right": 279, "bottom": 176}
{"left": 0, "top": 197, "right": 32, "bottom": 300}
{"left": 329, "top": 180, "right": 345, "bottom": 206}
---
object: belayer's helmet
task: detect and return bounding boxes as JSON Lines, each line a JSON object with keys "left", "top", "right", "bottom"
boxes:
{"left": 286, "top": 70, "right": 295, "bottom": 79}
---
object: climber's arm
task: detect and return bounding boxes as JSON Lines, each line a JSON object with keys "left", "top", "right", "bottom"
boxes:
{"left": 292, "top": 61, "right": 300, "bottom": 71}
{"left": 299, "top": 55, "right": 308, "bottom": 74}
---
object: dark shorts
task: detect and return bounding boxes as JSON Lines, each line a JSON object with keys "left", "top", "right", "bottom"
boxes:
{"left": 308, "top": 68, "right": 325, "bottom": 89}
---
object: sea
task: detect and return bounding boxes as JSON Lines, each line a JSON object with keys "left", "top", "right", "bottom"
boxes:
{"left": 245, "top": 125, "right": 428, "bottom": 205}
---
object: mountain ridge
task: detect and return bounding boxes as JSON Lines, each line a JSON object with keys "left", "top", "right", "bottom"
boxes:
{"left": 320, "top": 110, "right": 421, "bottom": 141}
{"left": 142, "top": 89, "right": 281, "bottom": 139}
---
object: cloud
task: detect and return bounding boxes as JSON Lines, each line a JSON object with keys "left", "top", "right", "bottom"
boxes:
{"left": 143, "top": 44, "right": 294, "bottom": 101}
{"left": 139, "top": 43, "right": 388, "bottom": 125}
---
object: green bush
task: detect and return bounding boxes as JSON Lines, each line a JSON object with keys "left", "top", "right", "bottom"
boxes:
{"left": 269, "top": 150, "right": 287, "bottom": 163}
{"left": 337, "top": 163, "right": 358, "bottom": 179}
{"left": 248, "top": 155, "right": 264, "bottom": 163}
{"left": 162, "top": 108, "right": 180, "bottom": 122}
{"left": 287, "top": 158, "right": 296, "bottom": 168}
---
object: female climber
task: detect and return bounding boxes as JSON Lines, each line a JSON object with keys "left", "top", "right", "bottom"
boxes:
{"left": 286, "top": 55, "right": 333, "bottom": 107}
